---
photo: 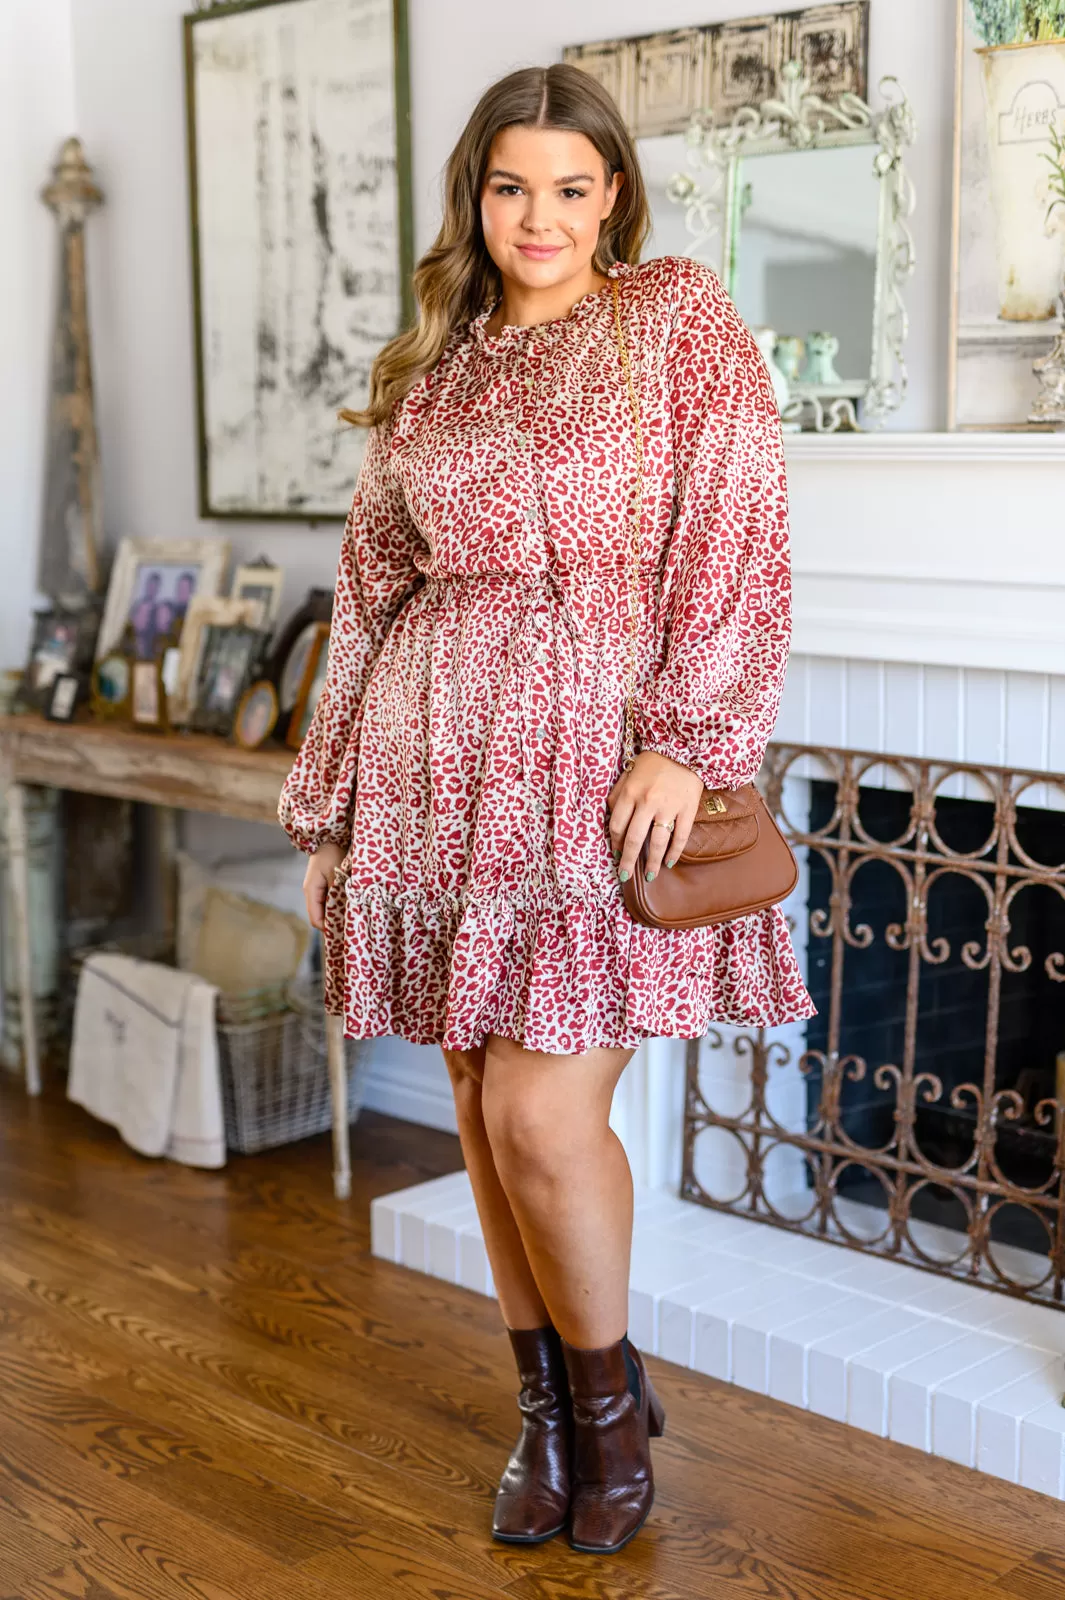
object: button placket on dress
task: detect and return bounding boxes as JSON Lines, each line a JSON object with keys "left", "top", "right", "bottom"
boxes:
{"left": 516, "top": 338, "right": 599, "bottom": 877}
{"left": 511, "top": 343, "right": 545, "bottom": 820}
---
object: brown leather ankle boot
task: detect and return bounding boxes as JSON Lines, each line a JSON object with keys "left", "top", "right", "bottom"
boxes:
{"left": 560, "top": 1332, "right": 666, "bottom": 1555}
{"left": 491, "top": 1322, "right": 573, "bottom": 1543}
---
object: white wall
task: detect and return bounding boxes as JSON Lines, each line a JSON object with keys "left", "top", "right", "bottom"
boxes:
{"left": 0, "top": 0, "right": 77, "bottom": 668}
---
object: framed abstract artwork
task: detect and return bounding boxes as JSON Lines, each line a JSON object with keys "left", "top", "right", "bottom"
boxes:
{"left": 183, "top": 0, "right": 413, "bottom": 519}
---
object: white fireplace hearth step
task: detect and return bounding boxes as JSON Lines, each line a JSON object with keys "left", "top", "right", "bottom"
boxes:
{"left": 371, "top": 1174, "right": 1065, "bottom": 1501}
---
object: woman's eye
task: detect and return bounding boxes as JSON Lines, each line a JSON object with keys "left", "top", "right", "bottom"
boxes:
{"left": 492, "top": 185, "right": 587, "bottom": 199}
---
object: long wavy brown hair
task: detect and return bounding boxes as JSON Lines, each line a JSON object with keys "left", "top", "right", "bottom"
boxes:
{"left": 339, "top": 63, "right": 652, "bottom": 430}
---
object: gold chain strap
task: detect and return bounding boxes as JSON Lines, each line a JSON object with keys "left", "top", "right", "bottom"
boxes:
{"left": 610, "top": 276, "right": 644, "bottom": 773}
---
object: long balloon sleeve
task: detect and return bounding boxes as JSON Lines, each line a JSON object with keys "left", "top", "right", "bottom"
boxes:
{"left": 631, "top": 255, "right": 793, "bottom": 793}
{"left": 278, "top": 420, "right": 426, "bottom": 855}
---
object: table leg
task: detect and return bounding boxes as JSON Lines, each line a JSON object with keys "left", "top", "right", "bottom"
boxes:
{"left": 326, "top": 1012, "right": 351, "bottom": 1199}
{"left": 156, "top": 805, "right": 179, "bottom": 955}
{"left": 5, "top": 781, "right": 41, "bottom": 1096}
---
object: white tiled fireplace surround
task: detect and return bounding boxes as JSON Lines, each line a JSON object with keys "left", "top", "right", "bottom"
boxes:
{"left": 366, "top": 434, "right": 1065, "bottom": 1500}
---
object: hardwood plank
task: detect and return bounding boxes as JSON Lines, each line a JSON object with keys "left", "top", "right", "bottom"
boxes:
{"left": 0, "top": 1368, "right": 191, "bottom": 1480}
{"left": 0, "top": 1188, "right": 501, "bottom": 1389}
{"left": 0, "top": 1411, "right": 357, "bottom": 1600}
{"left": 0, "top": 1233, "right": 513, "bottom": 1506}
{"left": 0, "top": 1500, "right": 75, "bottom": 1597}
{"left": 16, "top": 1560, "right": 141, "bottom": 1600}
{"left": 0, "top": 1289, "right": 538, "bottom": 1597}
{"left": 298, "top": 1532, "right": 514, "bottom": 1599}
{"left": 996, "top": 1551, "right": 1065, "bottom": 1598}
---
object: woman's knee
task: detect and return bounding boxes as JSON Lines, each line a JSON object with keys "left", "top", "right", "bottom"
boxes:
{"left": 480, "top": 1039, "right": 607, "bottom": 1182}
{"left": 441, "top": 1045, "right": 486, "bottom": 1123}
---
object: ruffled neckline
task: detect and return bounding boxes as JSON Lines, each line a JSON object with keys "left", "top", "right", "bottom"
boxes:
{"left": 469, "top": 258, "right": 634, "bottom": 354}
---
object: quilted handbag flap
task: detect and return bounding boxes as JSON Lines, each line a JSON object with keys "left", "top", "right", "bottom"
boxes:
{"left": 677, "top": 785, "right": 760, "bottom": 863}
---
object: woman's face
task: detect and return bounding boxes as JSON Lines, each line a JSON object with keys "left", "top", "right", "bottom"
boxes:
{"left": 479, "top": 125, "right": 623, "bottom": 293}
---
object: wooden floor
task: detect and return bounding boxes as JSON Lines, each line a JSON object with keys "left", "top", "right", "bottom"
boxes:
{"left": 1, "top": 1076, "right": 1064, "bottom": 1600}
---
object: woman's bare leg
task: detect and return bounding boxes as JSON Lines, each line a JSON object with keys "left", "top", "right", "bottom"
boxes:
{"left": 441, "top": 1044, "right": 550, "bottom": 1330}
{"left": 480, "top": 1035, "right": 638, "bottom": 1349}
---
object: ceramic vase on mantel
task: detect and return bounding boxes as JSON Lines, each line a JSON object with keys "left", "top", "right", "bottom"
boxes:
{"left": 751, "top": 327, "right": 791, "bottom": 413}
{"left": 978, "top": 39, "right": 1065, "bottom": 322}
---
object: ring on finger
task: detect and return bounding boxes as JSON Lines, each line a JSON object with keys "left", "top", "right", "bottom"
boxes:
{"left": 652, "top": 818, "right": 675, "bottom": 832}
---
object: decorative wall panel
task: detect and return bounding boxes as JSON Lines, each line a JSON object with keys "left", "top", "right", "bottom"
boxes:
{"left": 564, "top": 3, "right": 869, "bottom": 137}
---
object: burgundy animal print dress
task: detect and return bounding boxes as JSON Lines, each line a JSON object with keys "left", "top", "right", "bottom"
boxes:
{"left": 279, "top": 253, "right": 815, "bottom": 1054}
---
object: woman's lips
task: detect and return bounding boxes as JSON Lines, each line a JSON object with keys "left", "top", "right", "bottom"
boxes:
{"left": 516, "top": 244, "right": 563, "bottom": 258}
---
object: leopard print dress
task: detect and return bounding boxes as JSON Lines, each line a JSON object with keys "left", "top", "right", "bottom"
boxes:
{"left": 278, "top": 253, "right": 815, "bottom": 1054}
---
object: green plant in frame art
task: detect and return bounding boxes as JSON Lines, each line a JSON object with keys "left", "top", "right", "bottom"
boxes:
{"left": 969, "top": 0, "right": 1065, "bottom": 44}
{"left": 1043, "top": 119, "right": 1065, "bottom": 224}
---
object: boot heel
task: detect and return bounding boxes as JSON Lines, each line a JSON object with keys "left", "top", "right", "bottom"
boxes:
{"left": 647, "top": 1383, "right": 666, "bottom": 1438}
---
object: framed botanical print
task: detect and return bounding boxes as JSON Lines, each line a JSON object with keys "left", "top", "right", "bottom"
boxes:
{"left": 949, "top": 0, "right": 1065, "bottom": 429}
{"left": 183, "top": 0, "right": 414, "bottom": 520}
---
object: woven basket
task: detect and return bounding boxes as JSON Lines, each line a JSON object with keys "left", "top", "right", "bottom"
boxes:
{"left": 216, "top": 977, "right": 368, "bottom": 1155}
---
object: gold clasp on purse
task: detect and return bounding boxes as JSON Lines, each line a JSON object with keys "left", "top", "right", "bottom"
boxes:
{"left": 702, "top": 793, "right": 728, "bottom": 817}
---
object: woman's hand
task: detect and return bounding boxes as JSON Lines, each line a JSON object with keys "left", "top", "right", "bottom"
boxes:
{"left": 303, "top": 841, "right": 346, "bottom": 931}
{"left": 605, "top": 751, "right": 705, "bottom": 883}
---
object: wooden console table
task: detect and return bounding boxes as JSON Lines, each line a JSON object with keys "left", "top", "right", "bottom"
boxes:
{"left": 0, "top": 713, "right": 354, "bottom": 1197}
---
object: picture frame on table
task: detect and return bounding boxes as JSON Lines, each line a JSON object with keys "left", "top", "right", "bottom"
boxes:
{"left": 45, "top": 673, "right": 84, "bottom": 723}
{"left": 170, "top": 594, "right": 261, "bottom": 725}
{"left": 231, "top": 559, "right": 284, "bottom": 631}
{"left": 131, "top": 658, "right": 170, "bottom": 733}
{"left": 233, "top": 679, "right": 280, "bottom": 750}
{"left": 286, "top": 622, "right": 331, "bottom": 750}
{"left": 96, "top": 537, "right": 230, "bottom": 664}
{"left": 266, "top": 586, "right": 333, "bottom": 742}
{"left": 183, "top": 0, "right": 414, "bottom": 518}
{"left": 18, "top": 604, "right": 100, "bottom": 714}
{"left": 189, "top": 623, "right": 270, "bottom": 737}
{"left": 90, "top": 652, "right": 133, "bottom": 721}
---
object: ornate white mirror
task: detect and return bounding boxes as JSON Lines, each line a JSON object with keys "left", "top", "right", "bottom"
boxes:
{"left": 565, "top": 7, "right": 914, "bottom": 434}
{"left": 662, "top": 63, "right": 917, "bottom": 432}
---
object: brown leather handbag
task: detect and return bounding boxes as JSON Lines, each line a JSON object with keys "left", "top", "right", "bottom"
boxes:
{"left": 608, "top": 277, "right": 798, "bottom": 931}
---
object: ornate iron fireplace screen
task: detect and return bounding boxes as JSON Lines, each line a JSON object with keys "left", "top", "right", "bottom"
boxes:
{"left": 681, "top": 742, "right": 1065, "bottom": 1306}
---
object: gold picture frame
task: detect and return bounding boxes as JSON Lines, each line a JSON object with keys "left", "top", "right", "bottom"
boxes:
{"left": 233, "top": 679, "right": 280, "bottom": 750}
{"left": 91, "top": 652, "right": 133, "bottom": 721}
{"left": 170, "top": 595, "right": 261, "bottom": 726}
{"left": 286, "top": 623, "right": 330, "bottom": 750}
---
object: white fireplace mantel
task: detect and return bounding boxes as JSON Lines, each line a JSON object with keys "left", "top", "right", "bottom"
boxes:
{"left": 784, "top": 431, "right": 1065, "bottom": 463}
{"left": 784, "top": 431, "right": 1065, "bottom": 676}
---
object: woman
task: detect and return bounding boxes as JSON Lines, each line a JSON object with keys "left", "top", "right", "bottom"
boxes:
{"left": 279, "top": 63, "right": 814, "bottom": 1556}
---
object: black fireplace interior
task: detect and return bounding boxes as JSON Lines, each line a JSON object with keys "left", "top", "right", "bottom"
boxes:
{"left": 803, "top": 779, "right": 1065, "bottom": 1260}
